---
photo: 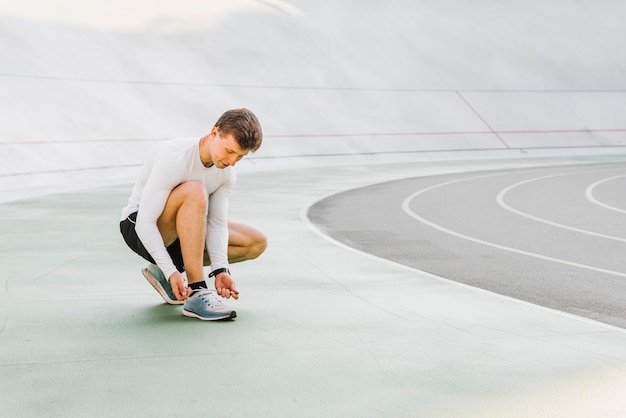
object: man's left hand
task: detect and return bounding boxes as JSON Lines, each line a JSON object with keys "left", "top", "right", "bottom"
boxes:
{"left": 215, "top": 272, "right": 239, "bottom": 299}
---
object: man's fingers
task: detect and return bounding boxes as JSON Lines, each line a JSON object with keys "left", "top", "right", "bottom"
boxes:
{"left": 173, "top": 282, "right": 190, "bottom": 301}
{"left": 216, "top": 287, "right": 238, "bottom": 299}
{"left": 172, "top": 284, "right": 182, "bottom": 300}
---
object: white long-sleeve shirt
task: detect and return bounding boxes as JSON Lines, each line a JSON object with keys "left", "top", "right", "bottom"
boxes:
{"left": 121, "top": 137, "right": 235, "bottom": 280}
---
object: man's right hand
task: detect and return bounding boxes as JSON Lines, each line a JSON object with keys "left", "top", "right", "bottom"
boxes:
{"left": 169, "top": 271, "right": 191, "bottom": 301}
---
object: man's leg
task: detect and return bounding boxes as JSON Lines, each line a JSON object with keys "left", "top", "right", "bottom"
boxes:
{"left": 157, "top": 180, "right": 207, "bottom": 285}
{"left": 158, "top": 181, "right": 235, "bottom": 320}
{"left": 228, "top": 220, "right": 268, "bottom": 262}
{"left": 202, "top": 220, "right": 267, "bottom": 266}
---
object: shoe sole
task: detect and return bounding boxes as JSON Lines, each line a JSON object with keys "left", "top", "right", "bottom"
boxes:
{"left": 182, "top": 309, "right": 237, "bottom": 321}
{"left": 142, "top": 268, "right": 183, "bottom": 305}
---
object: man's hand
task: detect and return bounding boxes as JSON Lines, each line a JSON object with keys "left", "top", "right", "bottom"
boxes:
{"left": 215, "top": 271, "right": 239, "bottom": 299}
{"left": 169, "top": 271, "right": 191, "bottom": 301}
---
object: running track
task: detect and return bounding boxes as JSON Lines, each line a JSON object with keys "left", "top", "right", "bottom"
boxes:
{"left": 308, "top": 162, "right": 626, "bottom": 328}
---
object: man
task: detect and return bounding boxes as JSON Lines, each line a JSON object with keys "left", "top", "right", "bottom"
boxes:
{"left": 120, "top": 108, "right": 267, "bottom": 321}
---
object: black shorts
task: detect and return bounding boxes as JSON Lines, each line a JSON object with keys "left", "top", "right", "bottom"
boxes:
{"left": 119, "top": 212, "right": 185, "bottom": 273}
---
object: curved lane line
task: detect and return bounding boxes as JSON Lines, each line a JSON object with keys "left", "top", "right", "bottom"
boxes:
{"left": 496, "top": 172, "right": 626, "bottom": 242}
{"left": 586, "top": 174, "right": 626, "bottom": 215}
{"left": 401, "top": 173, "right": 626, "bottom": 279}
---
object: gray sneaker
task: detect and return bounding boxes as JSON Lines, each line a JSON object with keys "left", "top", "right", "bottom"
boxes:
{"left": 141, "top": 263, "right": 183, "bottom": 305}
{"left": 182, "top": 289, "right": 236, "bottom": 321}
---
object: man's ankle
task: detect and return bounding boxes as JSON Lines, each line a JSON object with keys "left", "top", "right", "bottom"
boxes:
{"left": 189, "top": 281, "right": 208, "bottom": 291}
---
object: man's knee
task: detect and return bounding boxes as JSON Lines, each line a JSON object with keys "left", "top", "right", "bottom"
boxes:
{"left": 249, "top": 230, "right": 268, "bottom": 259}
{"left": 175, "top": 181, "right": 207, "bottom": 207}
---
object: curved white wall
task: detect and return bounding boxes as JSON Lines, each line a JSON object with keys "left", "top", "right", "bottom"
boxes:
{"left": 1, "top": 0, "right": 625, "bottom": 201}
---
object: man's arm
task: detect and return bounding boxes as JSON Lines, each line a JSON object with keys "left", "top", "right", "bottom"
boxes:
{"left": 206, "top": 175, "right": 236, "bottom": 297}
{"left": 135, "top": 150, "right": 184, "bottom": 281}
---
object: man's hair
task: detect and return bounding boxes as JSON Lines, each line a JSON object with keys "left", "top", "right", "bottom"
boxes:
{"left": 215, "top": 108, "right": 263, "bottom": 152}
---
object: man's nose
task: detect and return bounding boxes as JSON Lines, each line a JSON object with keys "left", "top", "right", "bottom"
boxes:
{"left": 229, "top": 155, "right": 244, "bottom": 167}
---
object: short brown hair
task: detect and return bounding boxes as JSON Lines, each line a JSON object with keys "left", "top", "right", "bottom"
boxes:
{"left": 214, "top": 108, "right": 263, "bottom": 152}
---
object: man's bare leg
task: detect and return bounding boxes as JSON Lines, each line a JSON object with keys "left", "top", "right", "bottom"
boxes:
{"left": 157, "top": 181, "right": 207, "bottom": 287}
{"left": 202, "top": 220, "right": 267, "bottom": 266}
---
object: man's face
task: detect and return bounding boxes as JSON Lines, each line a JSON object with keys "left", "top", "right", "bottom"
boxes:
{"left": 211, "top": 129, "right": 249, "bottom": 169}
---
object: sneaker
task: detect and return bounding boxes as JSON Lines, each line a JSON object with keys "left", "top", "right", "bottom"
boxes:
{"left": 141, "top": 263, "right": 183, "bottom": 305}
{"left": 182, "top": 289, "right": 237, "bottom": 321}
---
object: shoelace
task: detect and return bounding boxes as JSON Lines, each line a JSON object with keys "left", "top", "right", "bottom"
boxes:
{"left": 197, "top": 289, "right": 227, "bottom": 307}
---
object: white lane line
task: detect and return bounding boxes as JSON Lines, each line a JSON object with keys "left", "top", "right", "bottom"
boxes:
{"left": 586, "top": 174, "right": 626, "bottom": 215}
{"left": 496, "top": 172, "right": 626, "bottom": 242}
{"left": 401, "top": 174, "right": 626, "bottom": 279}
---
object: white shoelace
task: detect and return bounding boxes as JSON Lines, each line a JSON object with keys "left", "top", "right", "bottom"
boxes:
{"left": 196, "top": 289, "right": 227, "bottom": 308}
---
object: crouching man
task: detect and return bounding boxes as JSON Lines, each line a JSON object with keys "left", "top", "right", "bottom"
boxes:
{"left": 120, "top": 108, "right": 267, "bottom": 320}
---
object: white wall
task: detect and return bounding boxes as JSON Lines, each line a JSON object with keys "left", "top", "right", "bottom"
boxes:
{"left": 1, "top": 0, "right": 625, "bottom": 201}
